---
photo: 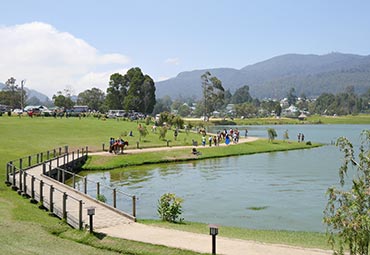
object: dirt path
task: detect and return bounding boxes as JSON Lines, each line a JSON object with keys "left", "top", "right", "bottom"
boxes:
{"left": 90, "top": 137, "right": 332, "bottom": 255}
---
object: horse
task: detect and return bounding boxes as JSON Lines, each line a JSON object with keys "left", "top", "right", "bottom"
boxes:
{"left": 110, "top": 140, "right": 129, "bottom": 154}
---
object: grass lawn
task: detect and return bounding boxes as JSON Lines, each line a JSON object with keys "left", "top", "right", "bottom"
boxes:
{"left": 0, "top": 115, "right": 336, "bottom": 254}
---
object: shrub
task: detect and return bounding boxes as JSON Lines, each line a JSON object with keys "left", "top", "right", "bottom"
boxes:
{"left": 97, "top": 194, "right": 107, "bottom": 203}
{"left": 157, "top": 193, "right": 184, "bottom": 223}
{"left": 267, "top": 128, "right": 277, "bottom": 142}
{"left": 159, "top": 126, "right": 168, "bottom": 140}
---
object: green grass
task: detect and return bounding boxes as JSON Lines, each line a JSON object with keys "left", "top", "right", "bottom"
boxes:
{"left": 0, "top": 116, "right": 207, "bottom": 255}
{"left": 139, "top": 220, "right": 330, "bottom": 250}
{"left": 0, "top": 115, "right": 336, "bottom": 254}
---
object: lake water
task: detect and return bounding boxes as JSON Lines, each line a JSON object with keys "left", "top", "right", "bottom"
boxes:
{"left": 83, "top": 124, "right": 368, "bottom": 232}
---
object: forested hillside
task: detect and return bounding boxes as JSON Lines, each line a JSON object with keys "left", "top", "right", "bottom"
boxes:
{"left": 155, "top": 53, "right": 370, "bottom": 99}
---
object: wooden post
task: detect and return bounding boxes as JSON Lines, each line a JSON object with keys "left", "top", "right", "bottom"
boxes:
{"left": 48, "top": 162, "right": 52, "bottom": 177}
{"left": 57, "top": 156, "right": 59, "bottom": 167}
{"left": 30, "top": 176, "right": 35, "bottom": 201}
{"left": 5, "top": 163, "right": 10, "bottom": 185}
{"left": 97, "top": 182, "right": 100, "bottom": 197}
{"left": 23, "top": 171, "right": 27, "bottom": 195}
{"left": 85, "top": 146, "right": 88, "bottom": 156}
{"left": 39, "top": 180, "right": 44, "bottom": 204}
{"left": 57, "top": 168, "right": 60, "bottom": 182}
{"left": 47, "top": 150, "right": 50, "bottom": 160}
{"left": 77, "top": 149, "right": 80, "bottom": 158}
{"left": 102, "top": 143, "right": 105, "bottom": 151}
{"left": 40, "top": 152, "right": 43, "bottom": 162}
{"left": 42, "top": 163, "right": 46, "bottom": 175}
{"left": 113, "top": 188, "right": 117, "bottom": 208}
{"left": 62, "top": 169, "right": 65, "bottom": 184}
{"left": 37, "top": 153, "right": 40, "bottom": 164}
{"left": 62, "top": 192, "right": 67, "bottom": 220}
{"left": 132, "top": 195, "right": 136, "bottom": 218}
{"left": 82, "top": 147, "right": 84, "bottom": 156}
{"left": 65, "top": 145, "right": 68, "bottom": 154}
{"left": 49, "top": 185, "right": 54, "bottom": 212}
{"left": 28, "top": 155, "right": 32, "bottom": 167}
{"left": 79, "top": 200, "right": 83, "bottom": 230}
{"left": 72, "top": 173, "right": 76, "bottom": 189}
{"left": 19, "top": 170, "right": 23, "bottom": 192}
{"left": 53, "top": 149, "right": 56, "bottom": 158}
{"left": 58, "top": 147, "right": 62, "bottom": 156}
{"left": 83, "top": 177, "right": 87, "bottom": 194}
{"left": 12, "top": 165, "right": 17, "bottom": 190}
{"left": 19, "top": 158, "right": 23, "bottom": 170}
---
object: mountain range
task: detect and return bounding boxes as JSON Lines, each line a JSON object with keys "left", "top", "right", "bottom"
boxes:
{"left": 0, "top": 82, "right": 49, "bottom": 103}
{"left": 155, "top": 53, "right": 370, "bottom": 99}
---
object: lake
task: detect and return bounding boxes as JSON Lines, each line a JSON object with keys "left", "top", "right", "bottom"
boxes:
{"left": 82, "top": 124, "right": 368, "bottom": 232}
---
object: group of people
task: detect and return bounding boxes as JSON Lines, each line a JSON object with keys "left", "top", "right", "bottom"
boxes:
{"left": 109, "top": 137, "right": 128, "bottom": 154}
{"left": 297, "top": 133, "right": 305, "bottom": 142}
{"left": 198, "top": 128, "right": 242, "bottom": 147}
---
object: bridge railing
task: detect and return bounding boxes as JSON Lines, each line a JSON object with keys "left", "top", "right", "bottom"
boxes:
{"left": 5, "top": 146, "right": 88, "bottom": 229}
{"left": 50, "top": 166, "right": 137, "bottom": 220}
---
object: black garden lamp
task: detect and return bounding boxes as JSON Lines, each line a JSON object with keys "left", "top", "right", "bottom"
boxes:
{"left": 209, "top": 224, "right": 219, "bottom": 254}
{"left": 87, "top": 207, "right": 96, "bottom": 233}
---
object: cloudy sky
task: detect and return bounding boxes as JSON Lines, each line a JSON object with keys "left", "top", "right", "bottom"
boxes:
{"left": 1, "top": 0, "right": 370, "bottom": 98}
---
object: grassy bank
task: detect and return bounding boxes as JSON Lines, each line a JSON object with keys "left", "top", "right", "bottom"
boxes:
{"left": 84, "top": 139, "right": 321, "bottom": 170}
{"left": 139, "top": 220, "right": 329, "bottom": 250}
{"left": 186, "top": 113, "right": 370, "bottom": 126}
{"left": 0, "top": 115, "right": 327, "bottom": 254}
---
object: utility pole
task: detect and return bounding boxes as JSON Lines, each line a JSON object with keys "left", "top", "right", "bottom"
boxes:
{"left": 21, "top": 80, "right": 26, "bottom": 111}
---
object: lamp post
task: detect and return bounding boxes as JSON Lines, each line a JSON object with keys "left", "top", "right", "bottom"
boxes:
{"left": 87, "top": 207, "right": 96, "bottom": 233}
{"left": 209, "top": 224, "right": 219, "bottom": 254}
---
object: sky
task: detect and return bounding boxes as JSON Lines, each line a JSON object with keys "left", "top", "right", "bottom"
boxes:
{"left": 1, "top": 0, "right": 370, "bottom": 98}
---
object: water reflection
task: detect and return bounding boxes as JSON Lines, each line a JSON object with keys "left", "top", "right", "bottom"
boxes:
{"left": 82, "top": 124, "right": 368, "bottom": 232}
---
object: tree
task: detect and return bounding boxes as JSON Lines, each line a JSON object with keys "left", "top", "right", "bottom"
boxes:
{"left": 0, "top": 77, "right": 27, "bottom": 109}
{"left": 52, "top": 91, "right": 74, "bottom": 109}
{"left": 153, "top": 96, "right": 172, "bottom": 114}
{"left": 234, "top": 102, "right": 258, "bottom": 118}
{"left": 200, "top": 71, "right": 225, "bottom": 119}
{"left": 231, "top": 85, "right": 253, "bottom": 104}
{"left": 77, "top": 87, "right": 105, "bottom": 111}
{"left": 287, "top": 87, "right": 297, "bottom": 106}
{"left": 324, "top": 130, "right": 370, "bottom": 255}
{"left": 124, "top": 67, "right": 156, "bottom": 114}
{"left": 106, "top": 73, "right": 126, "bottom": 110}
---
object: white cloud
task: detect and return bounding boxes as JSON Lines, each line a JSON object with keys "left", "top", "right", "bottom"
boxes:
{"left": 0, "top": 22, "right": 130, "bottom": 97}
{"left": 164, "top": 57, "right": 180, "bottom": 65}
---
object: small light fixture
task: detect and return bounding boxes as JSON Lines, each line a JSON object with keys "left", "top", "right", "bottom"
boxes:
{"left": 87, "top": 207, "right": 96, "bottom": 233}
{"left": 209, "top": 224, "right": 219, "bottom": 254}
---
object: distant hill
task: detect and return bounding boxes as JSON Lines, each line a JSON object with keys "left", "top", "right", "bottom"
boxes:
{"left": 155, "top": 53, "right": 370, "bottom": 99}
{"left": 0, "top": 82, "right": 50, "bottom": 103}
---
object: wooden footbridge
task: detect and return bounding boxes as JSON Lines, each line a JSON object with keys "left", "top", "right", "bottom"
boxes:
{"left": 5, "top": 146, "right": 136, "bottom": 230}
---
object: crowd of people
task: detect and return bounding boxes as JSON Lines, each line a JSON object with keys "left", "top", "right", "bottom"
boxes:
{"left": 198, "top": 128, "right": 243, "bottom": 147}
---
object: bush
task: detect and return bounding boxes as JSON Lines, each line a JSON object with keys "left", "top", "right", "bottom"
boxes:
{"left": 267, "top": 128, "right": 277, "bottom": 142}
{"left": 157, "top": 193, "right": 184, "bottom": 223}
{"left": 306, "top": 141, "right": 312, "bottom": 145}
{"left": 97, "top": 194, "right": 107, "bottom": 203}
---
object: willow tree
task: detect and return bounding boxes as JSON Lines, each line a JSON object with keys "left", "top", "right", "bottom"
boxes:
{"left": 324, "top": 130, "right": 370, "bottom": 255}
